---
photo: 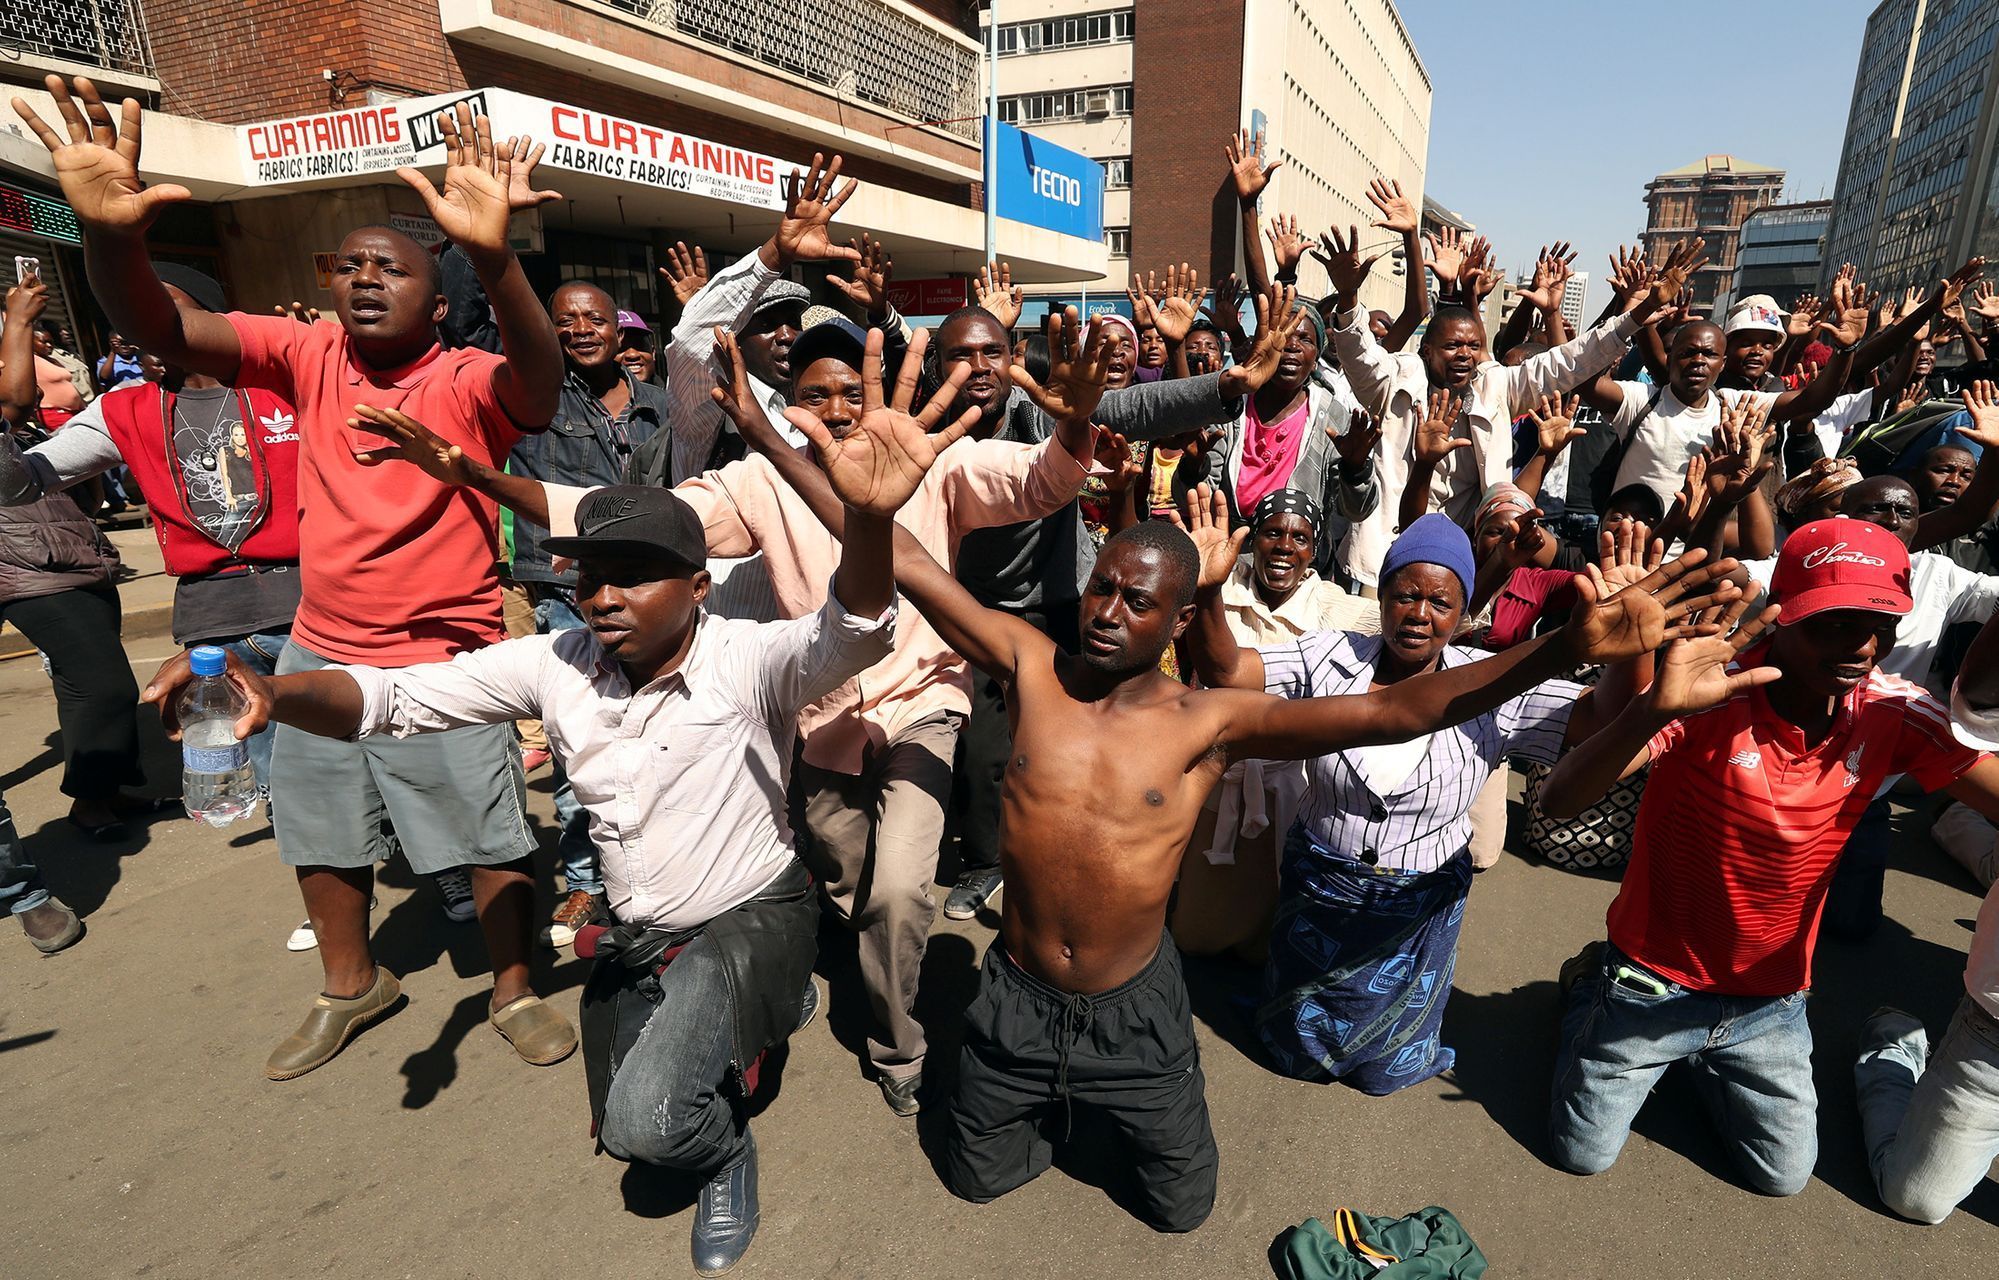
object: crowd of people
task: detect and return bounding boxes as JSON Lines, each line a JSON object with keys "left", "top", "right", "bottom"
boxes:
{"left": 5, "top": 76, "right": 1999, "bottom": 1273}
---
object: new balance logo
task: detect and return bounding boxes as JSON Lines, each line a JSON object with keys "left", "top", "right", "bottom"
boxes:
{"left": 1728, "top": 749, "right": 1762, "bottom": 770}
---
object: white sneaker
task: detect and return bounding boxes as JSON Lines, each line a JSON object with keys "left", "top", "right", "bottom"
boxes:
{"left": 285, "top": 896, "right": 377, "bottom": 952}
{"left": 435, "top": 869, "right": 478, "bottom": 923}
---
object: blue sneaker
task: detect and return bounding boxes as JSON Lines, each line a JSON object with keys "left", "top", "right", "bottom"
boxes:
{"left": 692, "top": 1135, "right": 759, "bottom": 1276}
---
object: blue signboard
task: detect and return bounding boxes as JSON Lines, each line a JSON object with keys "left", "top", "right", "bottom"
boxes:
{"left": 987, "top": 118, "right": 1105, "bottom": 242}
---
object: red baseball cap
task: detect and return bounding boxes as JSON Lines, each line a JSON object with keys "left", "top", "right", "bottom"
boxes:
{"left": 1771, "top": 519, "right": 1913, "bottom": 623}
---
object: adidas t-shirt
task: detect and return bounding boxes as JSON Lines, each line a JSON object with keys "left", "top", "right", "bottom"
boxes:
{"left": 1608, "top": 666, "right": 1983, "bottom": 995}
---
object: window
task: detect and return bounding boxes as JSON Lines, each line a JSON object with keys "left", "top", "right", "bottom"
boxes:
{"left": 1102, "top": 156, "right": 1131, "bottom": 188}
{"left": 995, "top": 9, "right": 1134, "bottom": 56}
{"left": 997, "top": 85, "right": 1132, "bottom": 124}
{"left": 1105, "top": 226, "right": 1130, "bottom": 256}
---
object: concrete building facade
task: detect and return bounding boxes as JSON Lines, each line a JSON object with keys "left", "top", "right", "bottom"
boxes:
{"left": 1823, "top": 0, "right": 1999, "bottom": 293}
{"left": 1640, "top": 155, "right": 1787, "bottom": 314}
{"left": 986, "top": 0, "right": 1431, "bottom": 318}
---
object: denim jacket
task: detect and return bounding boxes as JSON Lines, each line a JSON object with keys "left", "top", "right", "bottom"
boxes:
{"left": 507, "top": 370, "right": 666, "bottom": 587}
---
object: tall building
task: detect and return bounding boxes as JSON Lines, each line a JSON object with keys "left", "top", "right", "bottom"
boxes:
{"left": 1640, "top": 155, "right": 1787, "bottom": 314}
{"left": 1823, "top": 0, "right": 1999, "bottom": 294}
{"left": 0, "top": 0, "right": 1106, "bottom": 345}
{"left": 1559, "top": 270, "right": 1589, "bottom": 333}
{"left": 985, "top": 0, "right": 1431, "bottom": 319}
{"left": 1727, "top": 201, "right": 1830, "bottom": 313}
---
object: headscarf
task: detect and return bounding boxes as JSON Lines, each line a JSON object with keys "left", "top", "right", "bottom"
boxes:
{"left": 1251, "top": 488, "right": 1322, "bottom": 534}
{"left": 1097, "top": 313, "right": 1140, "bottom": 346}
{"left": 1379, "top": 513, "right": 1475, "bottom": 603}
{"left": 1775, "top": 456, "right": 1861, "bottom": 523}
{"left": 1291, "top": 304, "right": 1327, "bottom": 351}
{"left": 1473, "top": 482, "right": 1533, "bottom": 533}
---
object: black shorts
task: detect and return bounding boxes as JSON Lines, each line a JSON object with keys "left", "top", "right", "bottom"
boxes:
{"left": 943, "top": 932, "right": 1217, "bottom": 1233}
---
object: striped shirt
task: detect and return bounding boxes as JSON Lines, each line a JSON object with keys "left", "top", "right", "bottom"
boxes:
{"left": 1260, "top": 631, "right": 1584, "bottom": 873}
{"left": 1611, "top": 666, "right": 1984, "bottom": 996}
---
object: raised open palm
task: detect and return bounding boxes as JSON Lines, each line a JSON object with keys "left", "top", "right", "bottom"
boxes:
{"left": 785, "top": 328, "right": 978, "bottom": 517}
{"left": 775, "top": 153, "right": 861, "bottom": 265}
{"left": 1646, "top": 594, "right": 1781, "bottom": 718}
{"left": 1171, "top": 484, "right": 1248, "bottom": 591}
{"left": 397, "top": 104, "right": 513, "bottom": 257}
{"left": 1012, "top": 307, "right": 1112, "bottom": 425}
{"left": 1563, "top": 549, "right": 1737, "bottom": 665}
{"left": 11, "top": 76, "right": 191, "bottom": 236}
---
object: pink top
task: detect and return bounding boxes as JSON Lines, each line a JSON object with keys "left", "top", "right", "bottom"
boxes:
{"left": 1236, "top": 394, "right": 1310, "bottom": 513}
{"left": 547, "top": 435, "right": 1087, "bottom": 774}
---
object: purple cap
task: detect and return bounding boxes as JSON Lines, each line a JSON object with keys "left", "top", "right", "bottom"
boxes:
{"left": 617, "top": 310, "right": 650, "bottom": 333}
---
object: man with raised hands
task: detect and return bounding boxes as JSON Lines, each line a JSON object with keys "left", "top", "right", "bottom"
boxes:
{"left": 16, "top": 76, "right": 573, "bottom": 1080}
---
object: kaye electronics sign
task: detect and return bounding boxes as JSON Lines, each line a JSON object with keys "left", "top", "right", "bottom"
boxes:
{"left": 987, "top": 119, "right": 1103, "bottom": 242}
{"left": 237, "top": 88, "right": 786, "bottom": 210}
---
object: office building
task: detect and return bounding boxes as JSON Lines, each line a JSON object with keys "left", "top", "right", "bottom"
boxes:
{"left": 985, "top": 0, "right": 1431, "bottom": 319}
{"left": 1726, "top": 200, "right": 1830, "bottom": 313}
{"left": 1823, "top": 0, "right": 1999, "bottom": 292}
{"left": 1640, "top": 155, "right": 1787, "bottom": 314}
{"left": 0, "top": 0, "right": 1107, "bottom": 344}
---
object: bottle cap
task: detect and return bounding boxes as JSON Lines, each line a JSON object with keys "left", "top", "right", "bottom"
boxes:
{"left": 188, "top": 645, "right": 227, "bottom": 677}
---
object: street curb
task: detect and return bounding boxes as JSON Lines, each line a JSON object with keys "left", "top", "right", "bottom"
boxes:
{"left": 0, "top": 602, "right": 176, "bottom": 660}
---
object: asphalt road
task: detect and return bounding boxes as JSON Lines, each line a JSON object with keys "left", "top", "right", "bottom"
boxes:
{"left": 2, "top": 627, "right": 1994, "bottom": 1278}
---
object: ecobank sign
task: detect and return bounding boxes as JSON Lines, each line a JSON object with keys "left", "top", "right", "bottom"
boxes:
{"left": 987, "top": 119, "right": 1103, "bottom": 242}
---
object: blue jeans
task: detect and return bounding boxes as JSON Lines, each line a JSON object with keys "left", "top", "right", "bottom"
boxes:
{"left": 596, "top": 933, "right": 747, "bottom": 1174}
{"left": 0, "top": 791, "right": 50, "bottom": 915}
{"left": 1549, "top": 943, "right": 1818, "bottom": 1195}
{"left": 1856, "top": 998, "right": 1999, "bottom": 1223}
{"left": 533, "top": 592, "right": 599, "bottom": 896}
{"left": 205, "top": 628, "right": 290, "bottom": 792}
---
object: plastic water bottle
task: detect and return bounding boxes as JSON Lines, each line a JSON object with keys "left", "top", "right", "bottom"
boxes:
{"left": 179, "top": 645, "right": 259, "bottom": 828}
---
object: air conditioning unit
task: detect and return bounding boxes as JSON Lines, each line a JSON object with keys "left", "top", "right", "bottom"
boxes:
{"left": 1084, "top": 90, "right": 1114, "bottom": 119}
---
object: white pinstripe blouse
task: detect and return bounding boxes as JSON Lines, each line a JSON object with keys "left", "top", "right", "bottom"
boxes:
{"left": 1259, "top": 630, "right": 1585, "bottom": 873}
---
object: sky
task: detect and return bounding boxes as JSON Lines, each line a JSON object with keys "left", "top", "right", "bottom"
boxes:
{"left": 1397, "top": 0, "right": 1877, "bottom": 315}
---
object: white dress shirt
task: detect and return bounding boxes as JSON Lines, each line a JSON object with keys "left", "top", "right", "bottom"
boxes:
{"left": 345, "top": 589, "right": 894, "bottom": 929}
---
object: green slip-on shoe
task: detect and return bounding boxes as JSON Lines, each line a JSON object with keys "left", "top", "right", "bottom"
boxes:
{"left": 265, "top": 967, "right": 402, "bottom": 1081}
{"left": 490, "top": 994, "right": 577, "bottom": 1066}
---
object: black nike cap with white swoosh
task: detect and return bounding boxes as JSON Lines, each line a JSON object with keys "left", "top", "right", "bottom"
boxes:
{"left": 541, "top": 485, "right": 707, "bottom": 571}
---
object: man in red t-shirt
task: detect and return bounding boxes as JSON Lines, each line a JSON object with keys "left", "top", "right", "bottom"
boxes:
{"left": 1537, "top": 519, "right": 1999, "bottom": 1194}
{"left": 15, "top": 79, "right": 571, "bottom": 1080}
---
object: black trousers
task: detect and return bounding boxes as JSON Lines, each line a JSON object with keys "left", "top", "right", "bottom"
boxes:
{"left": 0, "top": 583, "right": 143, "bottom": 801}
{"left": 957, "top": 604, "right": 1077, "bottom": 874}
{"left": 944, "top": 934, "right": 1217, "bottom": 1233}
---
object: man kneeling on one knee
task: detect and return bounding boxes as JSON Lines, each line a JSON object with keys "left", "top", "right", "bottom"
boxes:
{"left": 140, "top": 367, "right": 936, "bottom": 1274}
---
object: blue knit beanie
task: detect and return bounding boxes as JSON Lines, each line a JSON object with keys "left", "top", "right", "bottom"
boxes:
{"left": 1380, "top": 513, "right": 1475, "bottom": 603}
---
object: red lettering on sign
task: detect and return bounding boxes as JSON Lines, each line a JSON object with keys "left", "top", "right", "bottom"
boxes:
{"left": 552, "top": 106, "right": 581, "bottom": 142}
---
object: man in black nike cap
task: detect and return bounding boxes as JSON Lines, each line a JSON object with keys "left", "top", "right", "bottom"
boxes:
{"left": 139, "top": 365, "right": 944, "bottom": 1271}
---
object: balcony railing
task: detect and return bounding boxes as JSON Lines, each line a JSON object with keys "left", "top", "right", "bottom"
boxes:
{"left": 607, "top": 0, "right": 981, "bottom": 141}
{"left": 0, "top": 0, "right": 156, "bottom": 78}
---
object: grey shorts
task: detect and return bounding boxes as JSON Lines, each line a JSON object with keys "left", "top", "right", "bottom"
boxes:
{"left": 271, "top": 641, "right": 535, "bottom": 874}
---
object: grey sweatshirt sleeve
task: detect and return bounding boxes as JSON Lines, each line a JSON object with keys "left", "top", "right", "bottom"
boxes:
{"left": 1330, "top": 458, "right": 1379, "bottom": 521}
{"left": 0, "top": 398, "right": 120, "bottom": 504}
{"left": 1091, "top": 372, "right": 1244, "bottom": 442}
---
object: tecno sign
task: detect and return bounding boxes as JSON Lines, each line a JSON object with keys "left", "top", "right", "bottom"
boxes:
{"left": 1029, "top": 164, "right": 1083, "bottom": 208}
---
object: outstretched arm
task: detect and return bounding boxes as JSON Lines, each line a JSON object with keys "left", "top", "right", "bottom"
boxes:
{"left": 396, "top": 105, "right": 564, "bottom": 425}
{"left": 1365, "top": 178, "right": 1428, "bottom": 352}
{"left": 1539, "top": 595, "right": 1780, "bottom": 817}
{"left": 13, "top": 77, "right": 239, "bottom": 379}
{"left": 346, "top": 406, "right": 555, "bottom": 527}
{"left": 1221, "top": 548, "right": 1746, "bottom": 759}
{"left": 1913, "top": 380, "right": 1999, "bottom": 551}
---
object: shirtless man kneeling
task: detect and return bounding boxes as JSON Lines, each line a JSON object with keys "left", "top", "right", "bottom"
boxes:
{"left": 731, "top": 311, "right": 1748, "bottom": 1232}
